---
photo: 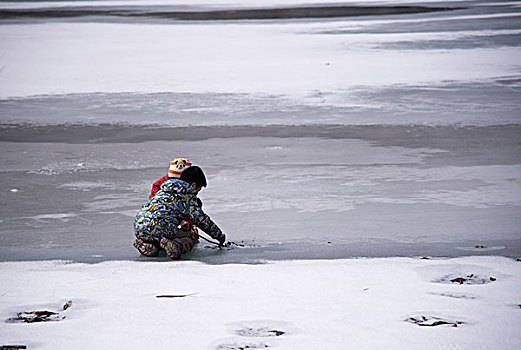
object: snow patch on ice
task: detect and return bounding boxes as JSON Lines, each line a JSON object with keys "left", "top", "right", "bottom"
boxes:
{"left": 1, "top": 4, "right": 519, "bottom": 100}
{"left": 31, "top": 213, "right": 78, "bottom": 220}
{"left": 115, "top": 209, "right": 140, "bottom": 217}
{"left": 82, "top": 194, "right": 145, "bottom": 212}
{"left": 208, "top": 162, "right": 521, "bottom": 214}
{"left": 59, "top": 182, "right": 119, "bottom": 191}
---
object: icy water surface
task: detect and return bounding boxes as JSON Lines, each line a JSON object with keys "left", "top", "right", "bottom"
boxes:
{"left": 1, "top": 124, "right": 520, "bottom": 263}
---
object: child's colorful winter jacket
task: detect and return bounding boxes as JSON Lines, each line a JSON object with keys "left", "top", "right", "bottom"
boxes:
{"left": 134, "top": 179, "right": 223, "bottom": 242}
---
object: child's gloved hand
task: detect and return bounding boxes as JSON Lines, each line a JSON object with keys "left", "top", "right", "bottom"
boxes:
{"left": 190, "top": 225, "right": 199, "bottom": 238}
{"left": 218, "top": 234, "right": 226, "bottom": 245}
{"left": 178, "top": 220, "right": 191, "bottom": 231}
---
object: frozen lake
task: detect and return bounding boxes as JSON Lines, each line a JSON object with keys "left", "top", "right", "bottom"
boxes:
{"left": 1, "top": 124, "right": 519, "bottom": 263}
{"left": 0, "top": 0, "right": 520, "bottom": 263}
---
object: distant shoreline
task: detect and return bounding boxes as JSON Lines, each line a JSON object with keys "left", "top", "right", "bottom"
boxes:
{"left": 0, "top": 5, "right": 461, "bottom": 21}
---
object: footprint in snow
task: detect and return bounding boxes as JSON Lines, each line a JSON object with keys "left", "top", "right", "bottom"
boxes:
{"left": 432, "top": 273, "right": 496, "bottom": 285}
{"left": 215, "top": 320, "right": 290, "bottom": 350}
{"left": 5, "top": 300, "right": 72, "bottom": 324}
{"left": 405, "top": 315, "right": 465, "bottom": 327}
{"left": 235, "top": 327, "right": 285, "bottom": 337}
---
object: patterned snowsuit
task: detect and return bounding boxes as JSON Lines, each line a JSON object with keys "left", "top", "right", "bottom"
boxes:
{"left": 134, "top": 179, "right": 223, "bottom": 252}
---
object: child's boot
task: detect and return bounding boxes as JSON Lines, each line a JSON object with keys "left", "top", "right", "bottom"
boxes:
{"left": 160, "top": 238, "right": 182, "bottom": 260}
{"left": 133, "top": 238, "right": 160, "bottom": 257}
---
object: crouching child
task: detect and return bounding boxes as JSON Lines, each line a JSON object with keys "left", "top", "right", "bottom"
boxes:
{"left": 133, "top": 166, "right": 226, "bottom": 260}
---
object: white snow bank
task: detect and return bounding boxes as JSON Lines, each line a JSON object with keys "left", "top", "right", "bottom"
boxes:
{"left": 0, "top": 256, "right": 520, "bottom": 349}
{"left": 1, "top": 10, "right": 519, "bottom": 98}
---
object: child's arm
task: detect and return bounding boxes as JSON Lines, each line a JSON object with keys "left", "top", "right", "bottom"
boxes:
{"left": 178, "top": 199, "right": 224, "bottom": 241}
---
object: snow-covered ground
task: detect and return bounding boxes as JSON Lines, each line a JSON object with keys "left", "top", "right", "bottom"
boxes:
{"left": 1, "top": 256, "right": 520, "bottom": 350}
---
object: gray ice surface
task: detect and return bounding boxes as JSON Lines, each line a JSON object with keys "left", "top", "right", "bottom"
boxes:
{"left": 1, "top": 80, "right": 520, "bottom": 126}
{"left": 1, "top": 125, "right": 520, "bottom": 263}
